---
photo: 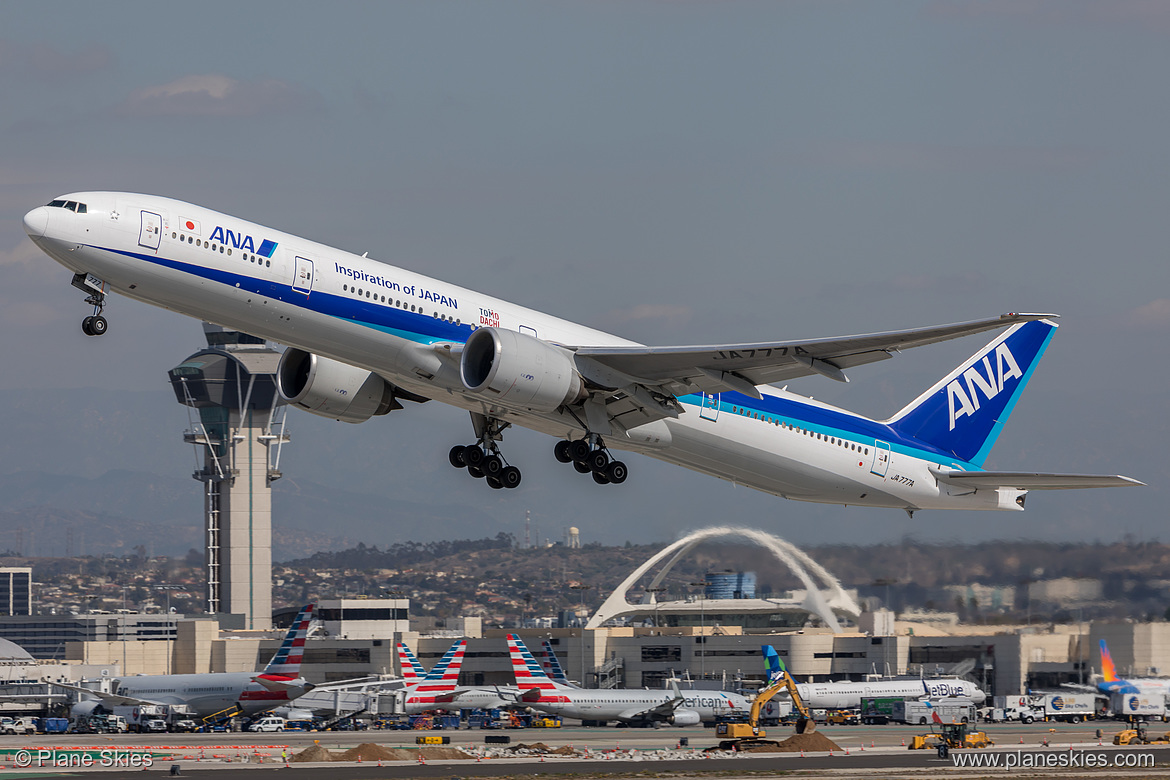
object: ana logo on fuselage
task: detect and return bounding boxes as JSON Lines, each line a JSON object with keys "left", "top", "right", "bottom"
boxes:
{"left": 209, "top": 225, "right": 276, "bottom": 257}
{"left": 946, "top": 343, "right": 1023, "bottom": 430}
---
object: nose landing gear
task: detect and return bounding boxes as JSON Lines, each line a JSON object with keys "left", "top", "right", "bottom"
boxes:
{"left": 71, "top": 273, "right": 109, "bottom": 337}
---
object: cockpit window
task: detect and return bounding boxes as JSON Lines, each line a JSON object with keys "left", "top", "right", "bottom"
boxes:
{"left": 45, "top": 200, "right": 87, "bottom": 213}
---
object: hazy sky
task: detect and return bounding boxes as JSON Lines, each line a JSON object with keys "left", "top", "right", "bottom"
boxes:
{"left": 1, "top": 1, "right": 1165, "bottom": 549}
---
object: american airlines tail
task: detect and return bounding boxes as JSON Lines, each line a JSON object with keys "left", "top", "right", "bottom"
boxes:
{"left": 397, "top": 642, "right": 427, "bottom": 684}
{"left": 887, "top": 319, "right": 1055, "bottom": 467}
{"left": 260, "top": 603, "right": 313, "bottom": 677}
{"left": 507, "top": 634, "right": 563, "bottom": 695}
{"left": 414, "top": 639, "right": 467, "bottom": 694}
{"left": 540, "top": 639, "right": 575, "bottom": 687}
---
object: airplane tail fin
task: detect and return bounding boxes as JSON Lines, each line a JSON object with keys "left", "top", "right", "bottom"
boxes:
{"left": 762, "top": 644, "right": 785, "bottom": 684}
{"left": 507, "top": 634, "right": 556, "bottom": 690}
{"left": 541, "top": 639, "right": 572, "bottom": 686}
{"left": 262, "top": 603, "right": 313, "bottom": 676}
{"left": 397, "top": 642, "right": 426, "bottom": 684}
{"left": 421, "top": 640, "right": 467, "bottom": 688}
{"left": 1100, "top": 640, "right": 1119, "bottom": 683}
{"left": 886, "top": 319, "right": 1057, "bottom": 466}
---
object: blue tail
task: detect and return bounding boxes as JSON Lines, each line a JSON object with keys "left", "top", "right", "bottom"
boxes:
{"left": 762, "top": 645, "right": 785, "bottom": 684}
{"left": 887, "top": 319, "right": 1057, "bottom": 466}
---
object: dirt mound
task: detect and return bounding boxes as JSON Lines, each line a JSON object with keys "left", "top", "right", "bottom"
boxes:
{"left": 549, "top": 745, "right": 581, "bottom": 756}
{"left": 509, "top": 742, "right": 551, "bottom": 752}
{"left": 419, "top": 746, "right": 472, "bottom": 760}
{"left": 291, "top": 744, "right": 335, "bottom": 762}
{"left": 336, "top": 743, "right": 400, "bottom": 762}
{"left": 757, "top": 731, "right": 842, "bottom": 753}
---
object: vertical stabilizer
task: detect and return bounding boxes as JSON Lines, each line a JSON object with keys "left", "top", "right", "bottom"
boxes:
{"left": 397, "top": 642, "right": 426, "bottom": 684}
{"left": 262, "top": 603, "right": 313, "bottom": 676}
{"left": 887, "top": 319, "right": 1057, "bottom": 466}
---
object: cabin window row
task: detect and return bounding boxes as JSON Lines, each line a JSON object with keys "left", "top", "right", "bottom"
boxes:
{"left": 172, "top": 231, "right": 271, "bottom": 267}
{"left": 340, "top": 284, "right": 461, "bottom": 326}
{"left": 729, "top": 406, "right": 870, "bottom": 455}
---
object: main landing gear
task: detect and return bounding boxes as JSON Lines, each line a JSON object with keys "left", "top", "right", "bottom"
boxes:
{"left": 554, "top": 436, "right": 627, "bottom": 485}
{"left": 71, "top": 273, "right": 108, "bottom": 336}
{"left": 449, "top": 414, "right": 522, "bottom": 490}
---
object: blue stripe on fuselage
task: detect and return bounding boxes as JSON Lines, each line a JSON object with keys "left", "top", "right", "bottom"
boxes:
{"left": 679, "top": 391, "right": 979, "bottom": 470}
{"left": 99, "top": 244, "right": 472, "bottom": 346}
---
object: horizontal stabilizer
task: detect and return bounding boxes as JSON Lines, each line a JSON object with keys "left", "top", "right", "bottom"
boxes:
{"left": 931, "top": 469, "right": 1144, "bottom": 490}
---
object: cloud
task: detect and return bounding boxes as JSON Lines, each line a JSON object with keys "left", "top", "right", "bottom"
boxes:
{"left": 1126, "top": 299, "right": 1170, "bottom": 328}
{"left": 0, "top": 240, "right": 42, "bottom": 268}
{"left": 603, "top": 304, "right": 693, "bottom": 328}
{"left": 120, "top": 74, "right": 321, "bottom": 118}
{"left": 0, "top": 40, "right": 114, "bottom": 82}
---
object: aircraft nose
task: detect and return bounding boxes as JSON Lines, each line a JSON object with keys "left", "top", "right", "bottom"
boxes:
{"left": 23, "top": 206, "right": 48, "bottom": 238}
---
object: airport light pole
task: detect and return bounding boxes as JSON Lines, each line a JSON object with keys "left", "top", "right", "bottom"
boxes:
{"left": 154, "top": 585, "right": 183, "bottom": 675}
{"left": 690, "top": 581, "right": 708, "bottom": 682}
{"left": 871, "top": 578, "right": 899, "bottom": 676}
{"left": 570, "top": 584, "right": 592, "bottom": 687}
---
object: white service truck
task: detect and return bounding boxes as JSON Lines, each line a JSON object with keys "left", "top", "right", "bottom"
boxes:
{"left": 892, "top": 697, "right": 976, "bottom": 726}
{"left": 1032, "top": 693, "right": 1097, "bottom": 723}
{"left": 989, "top": 696, "right": 1040, "bottom": 723}
{"left": 1111, "top": 692, "right": 1167, "bottom": 721}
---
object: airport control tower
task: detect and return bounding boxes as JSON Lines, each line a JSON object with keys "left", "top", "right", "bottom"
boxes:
{"left": 167, "top": 324, "right": 290, "bottom": 630}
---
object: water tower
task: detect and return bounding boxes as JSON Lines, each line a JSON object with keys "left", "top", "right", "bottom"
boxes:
{"left": 167, "top": 324, "right": 290, "bottom": 630}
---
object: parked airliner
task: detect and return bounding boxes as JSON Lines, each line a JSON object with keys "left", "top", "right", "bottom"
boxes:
{"left": 55, "top": 604, "right": 315, "bottom": 722}
{"left": 506, "top": 634, "right": 748, "bottom": 726}
{"left": 23, "top": 193, "right": 1140, "bottom": 509}
{"left": 762, "top": 645, "right": 984, "bottom": 709}
{"left": 1096, "top": 640, "right": 1170, "bottom": 699}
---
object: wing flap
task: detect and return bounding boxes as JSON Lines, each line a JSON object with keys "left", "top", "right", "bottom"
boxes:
{"left": 931, "top": 470, "right": 1144, "bottom": 490}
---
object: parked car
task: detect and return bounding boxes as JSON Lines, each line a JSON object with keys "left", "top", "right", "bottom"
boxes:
{"left": 248, "top": 716, "right": 286, "bottom": 733}
{"left": 172, "top": 719, "right": 199, "bottom": 733}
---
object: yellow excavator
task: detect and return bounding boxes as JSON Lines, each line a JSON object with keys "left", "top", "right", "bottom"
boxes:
{"left": 714, "top": 650, "right": 814, "bottom": 750}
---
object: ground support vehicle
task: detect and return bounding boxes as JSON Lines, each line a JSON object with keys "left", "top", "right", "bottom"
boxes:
{"left": 713, "top": 657, "right": 815, "bottom": 750}
{"left": 909, "top": 722, "right": 993, "bottom": 758}
{"left": 0, "top": 717, "right": 36, "bottom": 735}
{"left": 893, "top": 697, "right": 976, "bottom": 726}
{"left": 860, "top": 697, "right": 906, "bottom": 725}
{"left": 827, "top": 709, "right": 860, "bottom": 725}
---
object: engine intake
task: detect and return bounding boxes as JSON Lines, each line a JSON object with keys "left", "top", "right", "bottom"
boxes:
{"left": 276, "top": 349, "right": 400, "bottom": 423}
{"left": 460, "top": 327, "right": 585, "bottom": 412}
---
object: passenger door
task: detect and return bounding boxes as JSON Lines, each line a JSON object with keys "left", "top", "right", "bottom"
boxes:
{"left": 699, "top": 392, "right": 720, "bottom": 422}
{"left": 871, "top": 441, "right": 891, "bottom": 477}
{"left": 292, "top": 256, "right": 314, "bottom": 295}
{"left": 138, "top": 211, "right": 162, "bottom": 251}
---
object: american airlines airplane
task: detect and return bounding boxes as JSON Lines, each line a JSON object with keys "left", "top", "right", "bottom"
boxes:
{"left": 506, "top": 634, "right": 749, "bottom": 726}
{"left": 23, "top": 193, "right": 1140, "bottom": 508}
{"left": 55, "top": 604, "right": 315, "bottom": 722}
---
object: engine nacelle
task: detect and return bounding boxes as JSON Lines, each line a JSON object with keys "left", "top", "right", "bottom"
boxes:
{"left": 276, "top": 348, "right": 399, "bottom": 424}
{"left": 669, "top": 709, "right": 701, "bottom": 727}
{"left": 460, "top": 327, "right": 585, "bottom": 412}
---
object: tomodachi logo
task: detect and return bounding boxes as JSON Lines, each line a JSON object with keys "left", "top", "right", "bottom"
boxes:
{"left": 479, "top": 308, "right": 500, "bottom": 327}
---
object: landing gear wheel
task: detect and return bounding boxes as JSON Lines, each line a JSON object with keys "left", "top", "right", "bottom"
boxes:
{"left": 483, "top": 454, "right": 503, "bottom": 477}
{"left": 449, "top": 446, "right": 468, "bottom": 468}
{"left": 554, "top": 440, "right": 573, "bottom": 463}
{"left": 467, "top": 464, "right": 485, "bottom": 479}
{"left": 89, "top": 315, "right": 108, "bottom": 336}
{"left": 592, "top": 471, "right": 611, "bottom": 485}
{"left": 500, "top": 466, "right": 522, "bottom": 489}
{"left": 588, "top": 449, "right": 610, "bottom": 473}
{"left": 486, "top": 476, "right": 504, "bottom": 490}
{"left": 464, "top": 447, "right": 485, "bottom": 467}
{"left": 569, "top": 439, "right": 592, "bottom": 463}
{"left": 606, "top": 461, "right": 628, "bottom": 484}
{"left": 573, "top": 460, "right": 592, "bottom": 474}
{"left": 82, "top": 316, "right": 94, "bottom": 336}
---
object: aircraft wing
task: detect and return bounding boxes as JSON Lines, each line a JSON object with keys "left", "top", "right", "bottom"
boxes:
{"left": 575, "top": 313, "right": 1054, "bottom": 393}
{"left": 616, "top": 699, "right": 680, "bottom": 723}
{"left": 47, "top": 680, "right": 162, "bottom": 709}
{"left": 931, "top": 471, "right": 1144, "bottom": 490}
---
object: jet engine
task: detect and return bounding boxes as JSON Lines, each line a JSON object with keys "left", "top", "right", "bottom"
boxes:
{"left": 668, "top": 709, "right": 701, "bottom": 727}
{"left": 276, "top": 348, "right": 400, "bottom": 424}
{"left": 460, "top": 327, "right": 585, "bottom": 412}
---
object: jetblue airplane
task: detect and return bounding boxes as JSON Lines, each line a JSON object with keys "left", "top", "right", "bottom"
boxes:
{"left": 55, "top": 603, "right": 315, "bottom": 722}
{"left": 23, "top": 193, "right": 1140, "bottom": 508}
{"left": 761, "top": 644, "right": 984, "bottom": 709}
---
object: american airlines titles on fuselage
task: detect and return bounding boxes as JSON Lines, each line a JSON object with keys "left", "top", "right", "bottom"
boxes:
{"left": 23, "top": 192, "right": 1140, "bottom": 508}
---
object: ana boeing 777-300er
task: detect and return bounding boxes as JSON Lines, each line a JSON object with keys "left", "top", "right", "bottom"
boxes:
{"left": 54, "top": 604, "right": 315, "bottom": 723}
{"left": 23, "top": 193, "right": 1141, "bottom": 510}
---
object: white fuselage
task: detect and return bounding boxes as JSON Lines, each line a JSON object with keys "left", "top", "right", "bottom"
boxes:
{"left": 23, "top": 192, "right": 1021, "bottom": 511}
{"left": 795, "top": 677, "right": 986, "bottom": 709}
{"left": 527, "top": 688, "right": 750, "bottom": 724}
{"left": 109, "top": 672, "right": 305, "bottom": 718}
